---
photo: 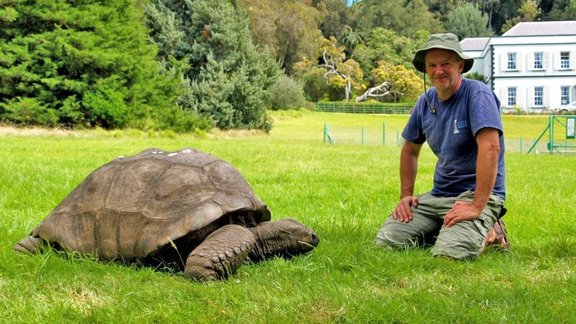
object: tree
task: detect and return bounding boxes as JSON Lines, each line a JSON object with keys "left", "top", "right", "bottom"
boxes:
{"left": 542, "top": 0, "right": 576, "bottom": 21}
{"left": 355, "top": 81, "right": 391, "bottom": 102}
{"left": 444, "top": 3, "right": 494, "bottom": 39}
{"left": 352, "top": 28, "right": 427, "bottom": 77}
{"left": 338, "top": 25, "right": 363, "bottom": 54}
{"left": 146, "top": 0, "right": 280, "bottom": 130}
{"left": 237, "top": 0, "right": 323, "bottom": 75}
{"left": 320, "top": 37, "right": 364, "bottom": 101}
{"left": 267, "top": 74, "right": 307, "bottom": 110}
{"left": 488, "top": 0, "right": 525, "bottom": 34}
{"left": 501, "top": 0, "right": 541, "bottom": 33}
{"left": 315, "top": 0, "right": 352, "bottom": 40}
{"left": 476, "top": 0, "right": 499, "bottom": 31}
{"left": 292, "top": 58, "right": 330, "bottom": 102}
{"left": 370, "top": 61, "right": 422, "bottom": 102}
{"left": 353, "top": 0, "right": 444, "bottom": 38}
{"left": 426, "top": 0, "right": 460, "bottom": 23}
{"left": 518, "top": 0, "right": 541, "bottom": 20}
{"left": 0, "top": 0, "right": 182, "bottom": 129}
{"left": 465, "top": 71, "right": 487, "bottom": 83}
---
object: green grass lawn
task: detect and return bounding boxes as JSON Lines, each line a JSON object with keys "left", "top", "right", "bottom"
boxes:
{"left": 1, "top": 110, "right": 575, "bottom": 323}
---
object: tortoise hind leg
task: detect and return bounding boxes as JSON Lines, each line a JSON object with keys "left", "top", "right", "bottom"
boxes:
{"left": 184, "top": 224, "right": 255, "bottom": 281}
{"left": 14, "top": 235, "right": 44, "bottom": 254}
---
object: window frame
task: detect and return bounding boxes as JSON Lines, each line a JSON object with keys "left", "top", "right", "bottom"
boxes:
{"left": 534, "top": 86, "right": 543, "bottom": 106}
{"left": 507, "top": 87, "right": 517, "bottom": 107}
{"left": 507, "top": 52, "right": 517, "bottom": 70}
{"left": 533, "top": 52, "right": 543, "bottom": 70}
{"left": 561, "top": 86, "right": 570, "bottom": 105}
{"left": 560, "top": 52, "right": 570, "bottom": 69}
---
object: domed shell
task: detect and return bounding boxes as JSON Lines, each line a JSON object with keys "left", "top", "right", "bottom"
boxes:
{"left": 30, "top": 148, "right": 271, "bottom": 260}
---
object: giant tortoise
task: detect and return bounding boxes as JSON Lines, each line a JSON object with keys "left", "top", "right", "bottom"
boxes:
{"left": 14, "top": 148, "right": 319, "bottom": 281}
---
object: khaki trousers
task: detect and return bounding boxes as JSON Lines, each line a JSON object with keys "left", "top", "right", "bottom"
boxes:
{"left": 375, "top": 190, "right": 504, "bottom": 259}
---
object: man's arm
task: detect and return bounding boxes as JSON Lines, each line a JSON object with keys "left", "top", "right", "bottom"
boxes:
{"left": 472, "top": 127, "right": 500, "bottom": 210}
{"left": 393, "top": 141, "right": 422, "bottom": 222}
{"left": 400, "top": 141, "right": 422, "bottom": 198}
{"left": 443, "top": 127, "right": 500, "bottom": 227}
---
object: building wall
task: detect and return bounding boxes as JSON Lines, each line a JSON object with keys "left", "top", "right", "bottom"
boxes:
{"left": 463, "top": 34, "right": 576, "bottom": 112}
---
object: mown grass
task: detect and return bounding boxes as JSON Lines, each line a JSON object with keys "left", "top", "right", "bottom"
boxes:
{"left": 1, "top": 110, "right": 575, "bottom": 323}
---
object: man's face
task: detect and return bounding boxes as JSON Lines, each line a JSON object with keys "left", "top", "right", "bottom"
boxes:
{"left": 424, "top": 49, "right": 464, "bottom": 95}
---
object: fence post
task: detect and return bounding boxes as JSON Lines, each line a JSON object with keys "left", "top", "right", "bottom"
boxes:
{"left": 549, "top": 115, "right": 554, "bottom": 154}
{"left": 323, "top": 122, "right": 335, "bottom": 144}
{"left": 361, "top": 127, "right": 365, "bottom": 144}
{"left": 382, "top": 122, "right": 386, "bottom": 145}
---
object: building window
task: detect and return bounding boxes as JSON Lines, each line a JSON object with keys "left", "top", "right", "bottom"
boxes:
{"left": 507, "top": 87, "right": 517, "bottom": 107}
{"left": 507, "top": 53, "right": 517, "bottom": 70}
{"left": 561, "top": 86, "right": 570, "bottom": 105}
{"left": 560, "top": 52, "right": 570, "bottom": 69}
{"left": 534, "top": 86, "right": 543, "bottom": 106}
{"left": 534, "top": 52, "right": 543, "bottom": 69}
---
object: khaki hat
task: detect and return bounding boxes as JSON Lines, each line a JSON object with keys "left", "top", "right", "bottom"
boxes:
{"left": 412, "top": 33, "right": 474, "bottom": 73}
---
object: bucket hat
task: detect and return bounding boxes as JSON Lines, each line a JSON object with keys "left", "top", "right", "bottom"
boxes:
{"left": 412, "top": 33, "right": 474, "bottom": 73}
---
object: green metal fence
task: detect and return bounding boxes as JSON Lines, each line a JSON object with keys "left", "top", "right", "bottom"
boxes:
{"left": 527, "top": 115, "right": 576, "bottom": 154}
{"left": 314, "top": 102, "right": 413, "bottom": 114}
{"left": 323, "top": 122, "right": 567, "bottom": 154}
{"left": 323, "top": 122, "right": 402, "bottom": 146}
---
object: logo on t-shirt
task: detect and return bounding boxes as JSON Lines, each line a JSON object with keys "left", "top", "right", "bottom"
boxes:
{"left": 454, "top": 119, "right": 468, "bottom": 134}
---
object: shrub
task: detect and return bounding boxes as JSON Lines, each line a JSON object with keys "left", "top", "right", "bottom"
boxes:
{"left": 0, "top": 97, "right": 58, "bottom": 126}
{"left": 268, "top": 74, "right": 307, "bottom": 110}
{"left": 157, "top": 107, "right": 213, "bottom": 134}
{"left": 297, "top": 67, "right": 331, "bottom": 102}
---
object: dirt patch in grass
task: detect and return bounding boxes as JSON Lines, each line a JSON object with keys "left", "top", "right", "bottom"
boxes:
{"left": 0, "top": 126, "right": 85, "bottom": 137}
{"left": 0, "top": 125, "right": 268, "bottom": 139}
{"left": 208, "top": 128, "right": 268, "bottom": 138}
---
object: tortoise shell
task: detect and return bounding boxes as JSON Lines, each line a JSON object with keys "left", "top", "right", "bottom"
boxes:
{"left": 29, "top": 148, "right": 271, "bottom": 261}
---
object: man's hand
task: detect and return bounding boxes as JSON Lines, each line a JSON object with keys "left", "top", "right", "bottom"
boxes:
{"left": 392, "top": 196, "right": 419, "bottom": 223}
{"left": 443, "top": 200, "right": 483, "bottom": 227}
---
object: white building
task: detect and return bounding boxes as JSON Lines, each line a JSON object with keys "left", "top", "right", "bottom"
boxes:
{"left": 461, "top": 21, "right": 576, "bottom": 112}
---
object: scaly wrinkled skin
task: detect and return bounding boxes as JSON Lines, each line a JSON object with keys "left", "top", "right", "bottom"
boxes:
{"left": 248, "top": 219, "right": 320, "bottom": 262}
{"left": 183, "top": 219, "right": 320, "bottom": 281}
{"left": 184, "top": 225, "right": 255, "bottom": 281}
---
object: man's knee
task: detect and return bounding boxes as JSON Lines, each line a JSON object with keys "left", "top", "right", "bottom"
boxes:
{"left": 374, "top": 222, "right": 420, "bottom": 249}
{"left": 431, "top": 229, "right": 483, "bottom": 260}
{"left": 431, "top": 243, "right": 481, "bottom": 259}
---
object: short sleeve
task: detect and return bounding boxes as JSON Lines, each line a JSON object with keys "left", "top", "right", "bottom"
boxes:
{"left": 468, "top": 86, "right": 502, "bottom": 137}
{"left": 402, "top": 95, "right": 427, "bottom": 144}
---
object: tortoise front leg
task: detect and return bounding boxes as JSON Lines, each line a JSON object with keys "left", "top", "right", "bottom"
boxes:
{"left": 248, "top": 218, "right": 319, "bottom": 262}
{"left": 184, "top": 224, "right": 255, "bottom": 281}
{"left": 14, "top": 235, "right": 44, "bottom": 254}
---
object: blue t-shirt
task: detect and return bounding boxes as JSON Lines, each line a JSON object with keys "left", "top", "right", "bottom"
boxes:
{"left": 402, "top": 78, "right": 506, "bottom": 199}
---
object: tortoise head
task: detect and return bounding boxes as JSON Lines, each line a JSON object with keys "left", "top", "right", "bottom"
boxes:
{"left": 248, "top": 218, "right": 319, "bottom": 262}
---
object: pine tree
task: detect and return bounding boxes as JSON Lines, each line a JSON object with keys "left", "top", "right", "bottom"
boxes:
{"left": 0, "top": 0, "right": 183, "bottom": 129}
{"left": 146, "top": 0, "right": 280, "bottom": 130}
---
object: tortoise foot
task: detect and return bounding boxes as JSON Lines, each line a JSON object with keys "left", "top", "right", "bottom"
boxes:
{"left": 184, "top": 225, "right": 255, "bottom": 281}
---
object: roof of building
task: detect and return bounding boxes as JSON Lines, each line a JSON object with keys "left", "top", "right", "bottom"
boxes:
{"left": 461, "top": 21, "right": 576, "bottom": 51}
{"left": 503, "top": 21, "right": 576, "bottom": 36}
{"left": 460, "top": 37, "right": 490, "bottom": 51}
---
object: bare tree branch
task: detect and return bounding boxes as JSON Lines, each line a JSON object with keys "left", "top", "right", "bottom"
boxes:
{"left": 322, "top": 50, "right": 352, "bottom": 101}
{"left": 355, "top": 81, "right": 392, "bottom": 102}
